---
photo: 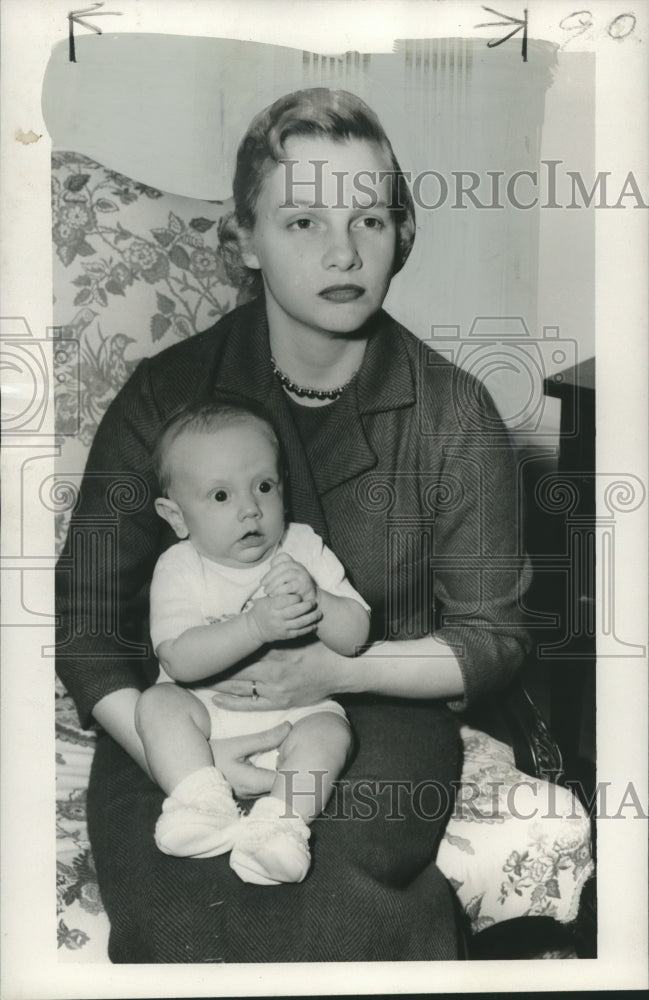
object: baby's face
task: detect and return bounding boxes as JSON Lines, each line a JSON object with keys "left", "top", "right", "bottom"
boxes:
{"left": 164, "top": 422, "right": 285, "bottom": 567}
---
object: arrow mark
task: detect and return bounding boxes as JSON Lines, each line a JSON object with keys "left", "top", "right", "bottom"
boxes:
{"left": 69, "top": 3, "right": 123, "bottom": 63}
{"left": 476, "top": 5, "right": 528, "bottom": 62}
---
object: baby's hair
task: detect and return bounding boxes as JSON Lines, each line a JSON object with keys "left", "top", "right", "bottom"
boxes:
{"left": 219, "top": 87, "right": 416, "bottom": 294}
{"left": 153, "top": 398, "right": 283, "bottom": 497}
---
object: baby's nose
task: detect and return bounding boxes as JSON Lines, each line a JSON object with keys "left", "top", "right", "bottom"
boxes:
{"left": 238, "top": 496, "right": 261, "bottom": 519}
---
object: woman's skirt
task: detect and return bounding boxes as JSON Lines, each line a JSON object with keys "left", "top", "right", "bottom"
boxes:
{"left": 88, "top": 696, "right": 462, "bottom": 962}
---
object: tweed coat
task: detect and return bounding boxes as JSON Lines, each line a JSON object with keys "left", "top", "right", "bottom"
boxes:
{"left": 55, "top": 296, "right": 531, "bottom": 963}
{"left": 57, "top": 295, "right": 531, "bottom": 726}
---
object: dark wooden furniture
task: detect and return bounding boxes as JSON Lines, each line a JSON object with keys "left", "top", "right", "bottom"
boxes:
{"left": 467, "top": 359, "right": 598, "bottom": 960}
{"left": 543, "top": 357, "right": 596, "bottom": 780}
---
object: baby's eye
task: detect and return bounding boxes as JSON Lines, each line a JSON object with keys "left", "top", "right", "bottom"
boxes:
{"left": 213, "top": 489, "right": 229, "bottom": 503}
{"left": 257, "top": 480, "right": 274, "bottom": 494}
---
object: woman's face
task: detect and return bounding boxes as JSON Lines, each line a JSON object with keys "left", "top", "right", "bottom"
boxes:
{"left": 242, "top": 136, "right": 398, "bottom": 340}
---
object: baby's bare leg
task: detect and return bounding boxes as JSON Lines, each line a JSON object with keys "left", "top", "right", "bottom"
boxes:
{"left": 229, "top": 712, "right": 352, "bottom": 885}
{"left": 135, "top": 683, "right": 212, "bottom": 794}
{"left": 271, "top": 711, "right": 353, "bottom": 823}
{"left": 135, "top": 684, "right": 240, "bottom": 858}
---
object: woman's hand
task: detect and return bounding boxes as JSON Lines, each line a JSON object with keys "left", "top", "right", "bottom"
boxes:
{"left": 209, "top": 722, "right": 292, "bottom": 797}
{"left": 209, "top": 640, "right": 346, "bottom": 711}
{"left": 209, "top": 635, "right": 466, "bottom": 713}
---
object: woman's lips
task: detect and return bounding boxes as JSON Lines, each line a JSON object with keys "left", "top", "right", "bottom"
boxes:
{"left": 318, "top": 285, "right": 365, "bottom": 303}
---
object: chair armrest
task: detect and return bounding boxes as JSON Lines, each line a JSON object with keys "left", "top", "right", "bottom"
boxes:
{"left": 462, "top": 680, "right": 564, "bottom": 782}
{"left": 500, "top": 682, "right": 564, "bottom": 781}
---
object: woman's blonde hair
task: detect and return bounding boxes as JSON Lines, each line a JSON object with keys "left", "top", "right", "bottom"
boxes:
{"left": 219, "top": 88, "right": 416, "bottom": 294}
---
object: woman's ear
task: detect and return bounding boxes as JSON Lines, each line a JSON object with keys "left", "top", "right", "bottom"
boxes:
{"left": 238, "top": 227, "right": 261, "bottom": 270}
{"left": 154, "top": 497, "right": 189, "bottom": 539}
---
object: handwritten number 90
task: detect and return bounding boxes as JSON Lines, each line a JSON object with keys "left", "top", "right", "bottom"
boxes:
{"left": 560, "top": 10, "right": 636, "bottom": 46}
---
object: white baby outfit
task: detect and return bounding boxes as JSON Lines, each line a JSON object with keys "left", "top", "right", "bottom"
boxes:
{"left": 149, "top": 522, "right": 368, "bottom": 768}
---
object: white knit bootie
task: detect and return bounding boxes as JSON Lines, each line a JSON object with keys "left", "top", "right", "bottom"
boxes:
{"left": 155, "top": 766, "right": 241, "bottom": 858}
{"left": 229, "top": 796, "right": 311, "bottom": 885}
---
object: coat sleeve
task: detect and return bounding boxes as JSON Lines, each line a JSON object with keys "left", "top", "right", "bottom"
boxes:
{"left": 287, "top": 524, "right": 371, "bottom": 612}
{"left": 425, "top": 377, "right": 533, "bottom": 712}
{"left": 55, "top": 358, "right": 167, "bottom": 728}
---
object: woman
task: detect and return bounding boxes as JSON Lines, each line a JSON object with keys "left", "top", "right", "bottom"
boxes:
{"left": 56, "top": 88, "right": 531, "bottom": 962}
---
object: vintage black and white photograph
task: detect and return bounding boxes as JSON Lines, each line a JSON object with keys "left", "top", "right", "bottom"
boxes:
{"left": 1, "top": 1, "right": 647, "bottom": 995}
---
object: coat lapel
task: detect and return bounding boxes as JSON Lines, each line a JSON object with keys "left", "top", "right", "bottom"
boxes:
{"left": 304, "top": 387, "right": 377, "bottom": 496}
{"left": 210, "top": 299, "right": 330, "bottom": 540}
{"left": 207, "top": 300, "right": 417, "bottom": 536}
{"left": 306, "top": 312, "right": 417, "bottom": 496}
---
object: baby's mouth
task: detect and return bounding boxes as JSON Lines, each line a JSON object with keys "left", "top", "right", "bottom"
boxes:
{"left": 238, "top": 530, "right": 263, "bottom": 545}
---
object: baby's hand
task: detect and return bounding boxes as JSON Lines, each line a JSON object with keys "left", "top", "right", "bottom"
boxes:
{"left": 247, "top": 593, "right": 322, "bottom": 644}
{"left": 261, "top": 553, "right": 318, "bottom": 605}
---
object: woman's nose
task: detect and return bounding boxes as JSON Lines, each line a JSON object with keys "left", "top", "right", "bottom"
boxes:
{"left": 322, "top": 230, "right": 361, "bottom": 270}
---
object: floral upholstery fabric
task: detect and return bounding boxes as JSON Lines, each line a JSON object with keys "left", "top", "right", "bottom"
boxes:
{"left": 52, "top": 153, "right": 593, "bottom": 960}
{"left": 437, "top": 730, "right": 593, "bottom": 933}
{"left": 56, "top": 676, "right": 111, "bottom": 960}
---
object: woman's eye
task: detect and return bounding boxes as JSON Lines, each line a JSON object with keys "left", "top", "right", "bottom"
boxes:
{"left": 213, "top": 489, "right": 229, "bottom": 502}
{"left": 357, "top": 216, "right": 384, "bottom": 230}
{"left": 289, "top": 218, "right": 314, "bottom": 231}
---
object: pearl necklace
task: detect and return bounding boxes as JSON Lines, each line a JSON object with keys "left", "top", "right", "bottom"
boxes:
{"left": 270, "top": 356, "right": 357, "bottom": 401}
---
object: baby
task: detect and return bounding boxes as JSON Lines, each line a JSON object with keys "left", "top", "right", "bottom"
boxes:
{"left": 135, "top": 400, "right": 370, "bottom": 885}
